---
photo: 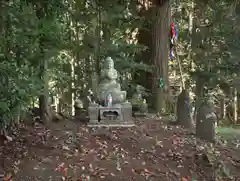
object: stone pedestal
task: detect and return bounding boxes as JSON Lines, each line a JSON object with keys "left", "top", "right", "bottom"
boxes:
{"left": 74, "top": 107, "right": 82, "bottom": 120}
{"left": 88, "top": 102, "right": 134, "bottom": 127}
{"left": 122, "top": 102, "right": 132, "bottom": 121}
{"left": 99, "top": 104, "right": 123, "bottom": 122}
{"left": 88, "top": 103, "right": 99, "bottom": 124}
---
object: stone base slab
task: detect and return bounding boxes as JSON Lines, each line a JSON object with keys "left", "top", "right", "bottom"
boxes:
{"left": 87, "top": 123, "right": 135, "bottom": 127}
{"left": 88, "top": 120, "right": 135, "bottom": 127}
{"left": 133, "top": 112, "right": 147, "bottom": 117}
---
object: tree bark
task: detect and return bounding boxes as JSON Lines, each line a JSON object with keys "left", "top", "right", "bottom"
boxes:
{"left": 71, "top": 57, "right": 75, "bottom": 116}
{"left": 135, "top": 0, "right": 152, "bottom": 90}
{"left": 151, "top": 0, "right": 170, "bottom": 112}
{"left": 220, "top": 97, "right": 226, "bottom": 119}
{"left": 95, "top": 5, "right": 102, "bottom": 74}
{"left": 38, "top": 55, "right": 51, "bottom": 123}
{"left": 231, "top": 87, "right": 238, "bottom": 124}
{"left": 36, "top": 3, "right": 51, "bottom": 123}
{"left": 193, "top": 76, "right": 205, "bottom": 121}
{"left": 70, "top": 16, "right": 75, "bottom": 116}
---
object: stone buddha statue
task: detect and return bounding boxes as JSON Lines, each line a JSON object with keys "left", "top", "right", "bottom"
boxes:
{"left": 130, "top": 85, "right": 148, "bottom": 115}
{"left": 97, "top": 57, "right": 126, "bottom": 105}
{"left": 133, "top": 85, "right": 143, "bottom": 100}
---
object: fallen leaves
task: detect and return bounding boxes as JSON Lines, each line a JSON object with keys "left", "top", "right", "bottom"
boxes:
{"left": 1, "top": 172, "right": 13, "bottom": 181}
{"left": 181, "top": 177, "right": 188, "bottom": 181}
{"left": 1, "top": 119, "right": 240, "bottom": 181}
{"left": 55, "top": 162, "right": 68, "bottom": 177}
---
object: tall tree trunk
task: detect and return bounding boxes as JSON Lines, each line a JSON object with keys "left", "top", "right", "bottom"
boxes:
{"left": 193, "top": 77, "right": 205, "bottom": 120}
{"left": 151, "top": 0, "right": 170, "bottom": 112}
{"left": 102, "top": 23, "right": 111, "bottom": 42}
{"left": 135, "top": 0, "right": 152, "bottom": 90}
{"left": 232, "top": 87, "right": 238, "bottom": 124}
{"left": 71, "top": 57, "right": 75, "bottom": 116}
{"left": 36, "top": 3, "right": 51, "bottom": 123}
{"left": 38, "top": 43, "right": 51, "bottom": 123}
{"left": 192, "top": 0, "right": 212, "bottom": 121}
{"left": 70, "top": 17, "right": 76, "bottom": 116}
{"left": 38, "top": 49, "right": 51, "bottom": 123}
{"left": 238, "top": 92, "right": 240, "bottom": 123}
{"left": 220, "top": 96, "right": 226, "bottom": 119}
{"left": 95, "top": 5, "right": 102, "bottom": 74}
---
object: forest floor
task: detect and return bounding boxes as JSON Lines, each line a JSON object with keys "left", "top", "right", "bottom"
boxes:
{"left": 0, "top": 115, "right": 240, "bottom": 181}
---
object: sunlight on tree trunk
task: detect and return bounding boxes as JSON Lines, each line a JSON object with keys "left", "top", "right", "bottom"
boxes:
{"left": 238, "top": 92, "right": 240, "bottom": 123}
{"left": 54, "top": 95, "right": 60, "bottom": 113}
{"left": 188, "top": 1, "right": 194, "bottom": 35}
{"left": 188, "top": 1, "right": 195, "bottom": 72}
{"left": 151, "top": 0, "right": 170, "bottom": 112}
{"left": 71, "top": 58, "right": 75, "bottom": 116}
{"left": 220, "top": 97, "right": 226, "bottom": 119}
{"left": 233, "top": 87, "right": 238, "bottom": 123}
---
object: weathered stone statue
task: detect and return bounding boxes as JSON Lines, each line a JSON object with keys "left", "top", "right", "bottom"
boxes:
{"left": 74, "top": 99, "right": 88, "bottom": 123}
{"left": 88, "top": 57, "right": 133, "bottom": 126}
{"left": 97, "top": 57, "right": 126, "bottom": 105}
{"left": 196, "top": 100, "right": 217, "bottom": 142}
{"left": 130, "top": 85, "right": 148, "bottom": 116}
{"left": 175, "top": 89, "right": 194, "bottom": 129}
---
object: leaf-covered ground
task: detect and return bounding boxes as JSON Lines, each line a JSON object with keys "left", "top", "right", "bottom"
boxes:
{"left": 0, "top": 116, "right": 240, "bottom": 181}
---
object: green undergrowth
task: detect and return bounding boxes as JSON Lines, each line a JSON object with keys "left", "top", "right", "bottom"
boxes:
{"left": 216, "top": 127, "right": 240, "bottom": 140}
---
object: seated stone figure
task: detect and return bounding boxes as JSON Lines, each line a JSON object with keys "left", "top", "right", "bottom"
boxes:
{"left": 97, "top": 57, "right": 126, "bottom": 106}
{"left": 88, "top": 56, "right": 132, "bottom": 125}
{"left": 130, "top": 85, "right": 148, "bottom": 115}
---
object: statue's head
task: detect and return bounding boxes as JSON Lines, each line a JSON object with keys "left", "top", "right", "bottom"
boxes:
{"left": 104, "top": 57, "right": 114, "bottom": 69}
{"left": 136, "top": 85, "right": 144, "bottom": 93}
{"left": 136, "top": 85, "right": 141, "bottom": 92}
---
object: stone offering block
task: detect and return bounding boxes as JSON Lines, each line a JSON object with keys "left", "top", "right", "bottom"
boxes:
{"left": 88, "top": 103, "right": 134, "bottom": 127}
{"left": 99, "top": 106, "right": 123, "bottom": 121}
{"left": 87, "top": 122, "right": 135, "bottom": 127}
{"left": 121, "top": 102, "right": 132, "bottom": 121}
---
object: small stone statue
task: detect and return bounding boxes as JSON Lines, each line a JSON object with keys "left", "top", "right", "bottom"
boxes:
{"left": 175, "top": 89, "right": 194, "bottom": 129}
{"left": 74, "top": 99, "right": 88, "bottom": 123}
{"left": 97, "top": 57, "right": 126, "bottom": 105}
{"left": 196, "top": 100, "right": 217, "bottom": 142}
{"left": 130, "top": 85, "right": 148, "bottom": 116}
{"left": 133, "top": 85, "right": 143, "bottom": 100}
